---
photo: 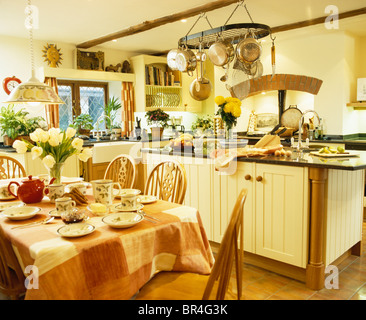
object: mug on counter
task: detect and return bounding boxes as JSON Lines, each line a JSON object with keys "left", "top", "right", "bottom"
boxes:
{"left": 91, "top": 179, "right": 121, "bottom": 206}
{"left": 120, "top": 189, "right": 141, "bottom": 210}
{"left": 44, "top": 183, "right": 64, "bottom": 203}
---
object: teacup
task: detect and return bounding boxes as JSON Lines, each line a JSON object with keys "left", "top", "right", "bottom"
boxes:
{"left": 91, "top": 179, "right": 121, "bottom": 206}
{"left": 67, "top": 183, "right": 87, "bottom": 195}
{"left": 55, "top": 197, "right": 76, "bottom": 214}
{"left": 120, "top": 189, "right": 141, "bottom": 210}
{"left": 0, "top": 184, "right": 15, "bottom": 199}
{"left": 44, "top": 183, "right": 64, "bottom": 203}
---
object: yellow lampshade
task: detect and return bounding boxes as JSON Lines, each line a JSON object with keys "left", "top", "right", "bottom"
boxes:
{"left": 6, "top": 73, "right": 64, "bottom": 104}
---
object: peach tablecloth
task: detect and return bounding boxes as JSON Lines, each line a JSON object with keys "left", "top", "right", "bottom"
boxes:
{"left": 0, "top": 197, "right": 214, "bottom": 300}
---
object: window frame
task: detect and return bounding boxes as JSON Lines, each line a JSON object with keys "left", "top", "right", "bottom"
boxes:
{"left": 57, "top": 79, "right": 109, "bottom": 121}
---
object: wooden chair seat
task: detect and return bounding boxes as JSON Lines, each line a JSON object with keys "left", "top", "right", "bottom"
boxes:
{"left": 135, "top": 189, "right": 248, "bottom": 300}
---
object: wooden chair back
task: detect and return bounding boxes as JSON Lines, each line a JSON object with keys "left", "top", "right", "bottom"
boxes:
{"left": 0, "top": 155, "right": 26, "bottom": 179}
{"left": 203, "top": 188, "right": 247, "bottom": 300}
{"left": 144, "top": 160, "right": 187, "bottom": 204}
{"left": 0, "top": 228, "right": 26, "bottom": 299}
{"left": 104, "top": 154, "right": 137, "bottom": 189}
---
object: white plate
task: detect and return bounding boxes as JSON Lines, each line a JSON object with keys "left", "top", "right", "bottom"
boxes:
{"left": 0, "top": 201, "right": 25, "bottom": 211}
{"left": 57, "top": 223, "right": 95, "bottom": 238}
{"left": 112, "top": 203, "right": 144, "bottom": 212}
{"left": 138, "top": 195, "right": 157, "bottom": 204}
{"left": 102, "top": 212, "right": 144, "bottom": 229}
{"left": 2, "top": 206, "right": 41, "bottom": 220}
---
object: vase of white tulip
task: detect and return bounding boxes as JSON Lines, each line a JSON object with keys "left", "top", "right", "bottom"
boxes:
{"left": 12, "top": 127, "right": 93, "bottom": 184}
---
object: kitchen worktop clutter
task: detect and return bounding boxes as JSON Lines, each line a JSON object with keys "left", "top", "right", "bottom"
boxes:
{"left": 167, "top": 0, "right": 275, "bottom": 102}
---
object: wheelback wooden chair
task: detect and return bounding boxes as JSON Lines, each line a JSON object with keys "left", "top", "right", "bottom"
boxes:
{"left": 135, "top": 188, "right": 248, "bottom": 300}
{"left": 0, "top": 154, "right": 26, "bottom": 179}
{"left": 104, "top": 154, "right": 137, "bottom": 189}
{"left": 144, "top": 159, "right": 187, "bottom": 205}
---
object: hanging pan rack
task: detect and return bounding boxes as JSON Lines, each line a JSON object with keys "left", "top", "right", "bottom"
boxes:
{"left": 178, "top": 1, "right": 271, "bottom": 49}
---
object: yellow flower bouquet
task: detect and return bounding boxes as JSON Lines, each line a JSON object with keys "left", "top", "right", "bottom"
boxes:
{"left": 13, "top": 127, "right": 92, "bottom": 183}
{"left": 215, "top": 96, "right": 242, "bottom": 135}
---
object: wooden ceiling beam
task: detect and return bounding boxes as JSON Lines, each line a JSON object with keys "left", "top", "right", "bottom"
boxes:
{"left": 76, "top": 0, "right": 239, "bottom": 49}
{"left": 271, "top": 7, "right": 366, "bottom": 34}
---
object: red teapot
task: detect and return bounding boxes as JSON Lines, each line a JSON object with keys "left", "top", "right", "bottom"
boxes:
{"left": 8, "top": 175, "right": 45, "bottom": 204}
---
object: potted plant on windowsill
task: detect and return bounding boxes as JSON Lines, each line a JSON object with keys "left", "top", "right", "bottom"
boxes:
{"left": 104, "top": 97, "right": 122, "bottom": 132}
{"left": 145, "top": 108, "right": 169, "bottom": 140}
{"left": 70, "top": 114, "right": 94, "bottom": 136}
{"left": 0, "top": 104, "right": 48, "bottom": 146}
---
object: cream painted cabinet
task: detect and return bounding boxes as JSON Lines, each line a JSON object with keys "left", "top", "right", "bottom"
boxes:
{"left": 212, "top": 162, "right": 256, "bottom": 253}
{"left": 254, "top": 164, "right": 309, "bottom": 268}
{"left": 213, "top": 162, "right": 309, "bottom": 267}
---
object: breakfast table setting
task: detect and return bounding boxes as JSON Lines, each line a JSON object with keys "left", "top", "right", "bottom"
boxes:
{"left": 0, "top": 175, "right": 214, "bottom": 300}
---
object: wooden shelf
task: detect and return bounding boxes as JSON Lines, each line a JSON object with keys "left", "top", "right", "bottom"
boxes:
{"left": 347, "top": 102, "right": 366, "bottom": 110}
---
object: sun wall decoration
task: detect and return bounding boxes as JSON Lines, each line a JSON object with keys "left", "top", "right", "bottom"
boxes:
{"left": 42, "top": 43, "right": 63, "bottom": 68}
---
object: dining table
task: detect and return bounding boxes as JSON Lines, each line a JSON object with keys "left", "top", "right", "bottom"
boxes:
{"left": 0, "top": 180, "right": 214, "bottom": 300}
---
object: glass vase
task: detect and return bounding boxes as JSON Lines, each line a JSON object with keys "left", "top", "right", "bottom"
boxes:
{"left": 225, "top": 125, "right": 233, "bottom": 140}
{"left": 45, "top": 162, "right": 65, "bottom": 185}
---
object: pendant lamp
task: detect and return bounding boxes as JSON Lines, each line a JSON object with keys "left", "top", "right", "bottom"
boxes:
{"left": 6, "top": 0, "right": 64, "bottom": 104}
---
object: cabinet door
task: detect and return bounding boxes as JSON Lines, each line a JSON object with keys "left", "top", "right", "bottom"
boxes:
{"left": 183, "top": 157, "right": 213, "bottom": 240}
{"left": 212, "top": 162, "right": 255, "bottom": 252}
{"left": 255, "top": 164, "right": 308, "bottom": 267}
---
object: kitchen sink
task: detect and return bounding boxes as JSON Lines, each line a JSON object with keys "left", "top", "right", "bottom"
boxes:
{"left": 92, "top": 141, "right": 142, "bottom": 163}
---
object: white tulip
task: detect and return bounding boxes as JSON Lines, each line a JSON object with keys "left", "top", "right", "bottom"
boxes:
{"left": 78, "top": 148, "right": 93, "bottom": 162}
{"left": 12, "top": 140, "right": 28, "bottom": 154}
{"left": 72, "top": 138, "right": 84, "bottom": 151}
{"left": 29, "top": 131, "right": 40, "bottom": 143}
{"left": 48, "top": 136, "right": 60, "bottom": 147}
{"left": 31, "top": 146, "right": 43, "bottom": 160}
{"left": 37, "top": 129, "right": 49, "bottom": 143}
{"left": 66, "top": 127, "right": 76, "bottom": 139}
{"left": 42, "top": 155, "right": 56, "bottom": 168}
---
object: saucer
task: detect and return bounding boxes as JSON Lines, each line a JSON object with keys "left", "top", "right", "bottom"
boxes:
{"left": 102, "top": 212, "right": 144, "bottom": 229}
{"left": 57, "top": 223, "right": 95, "bottom": 238}
{"left": 112, "top": 203, "right": 144, "bottom": 212}
{"left": 138, "top": 195, "right": 157, "bottom": 204}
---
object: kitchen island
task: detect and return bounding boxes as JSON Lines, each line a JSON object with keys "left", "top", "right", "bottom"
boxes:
{"left": 141, "top": 146, "right": 366, "bottom": 290}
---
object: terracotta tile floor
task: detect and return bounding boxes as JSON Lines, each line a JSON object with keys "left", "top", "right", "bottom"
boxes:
{"left": 1, "top": 223, "right": 366, "bottom": 300}
{"left": 217, "top": 222, "right": 366, "bottom": 300}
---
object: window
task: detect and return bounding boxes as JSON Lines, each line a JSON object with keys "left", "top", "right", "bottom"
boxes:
{"left": 57, "top": 80, "right": 109, "bottom": 130}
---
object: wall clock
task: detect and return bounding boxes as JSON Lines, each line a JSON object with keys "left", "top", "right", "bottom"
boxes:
{"left": 2, "top": 76, "right": 22, "bottom": 95}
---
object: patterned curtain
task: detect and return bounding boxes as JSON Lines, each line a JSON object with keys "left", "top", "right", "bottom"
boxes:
{"left": 121, "top": 82, "right": 135, "bottom": 136}
{"left": 44, "top": 77, "right": 60, "bottom": 128}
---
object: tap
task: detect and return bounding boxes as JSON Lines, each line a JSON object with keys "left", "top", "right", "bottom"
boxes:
{"left": 95, "top": 114, "right": 112, "bottom": 141}
{"left": 297, "top": 109, "right": 320, "bottom": 152}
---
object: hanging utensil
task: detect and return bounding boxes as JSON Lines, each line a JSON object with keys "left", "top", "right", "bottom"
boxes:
{"left": 190, "top": 49, "right": 212, "bottom": 101}
{"left": 207, "top": 36, "right": 235, "bottom": 67}
{"left": 270, "top": 34, "right": 276, "bottom": 80}
{"left": 236, "top": 35, "right": 262, "bottom": 64}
